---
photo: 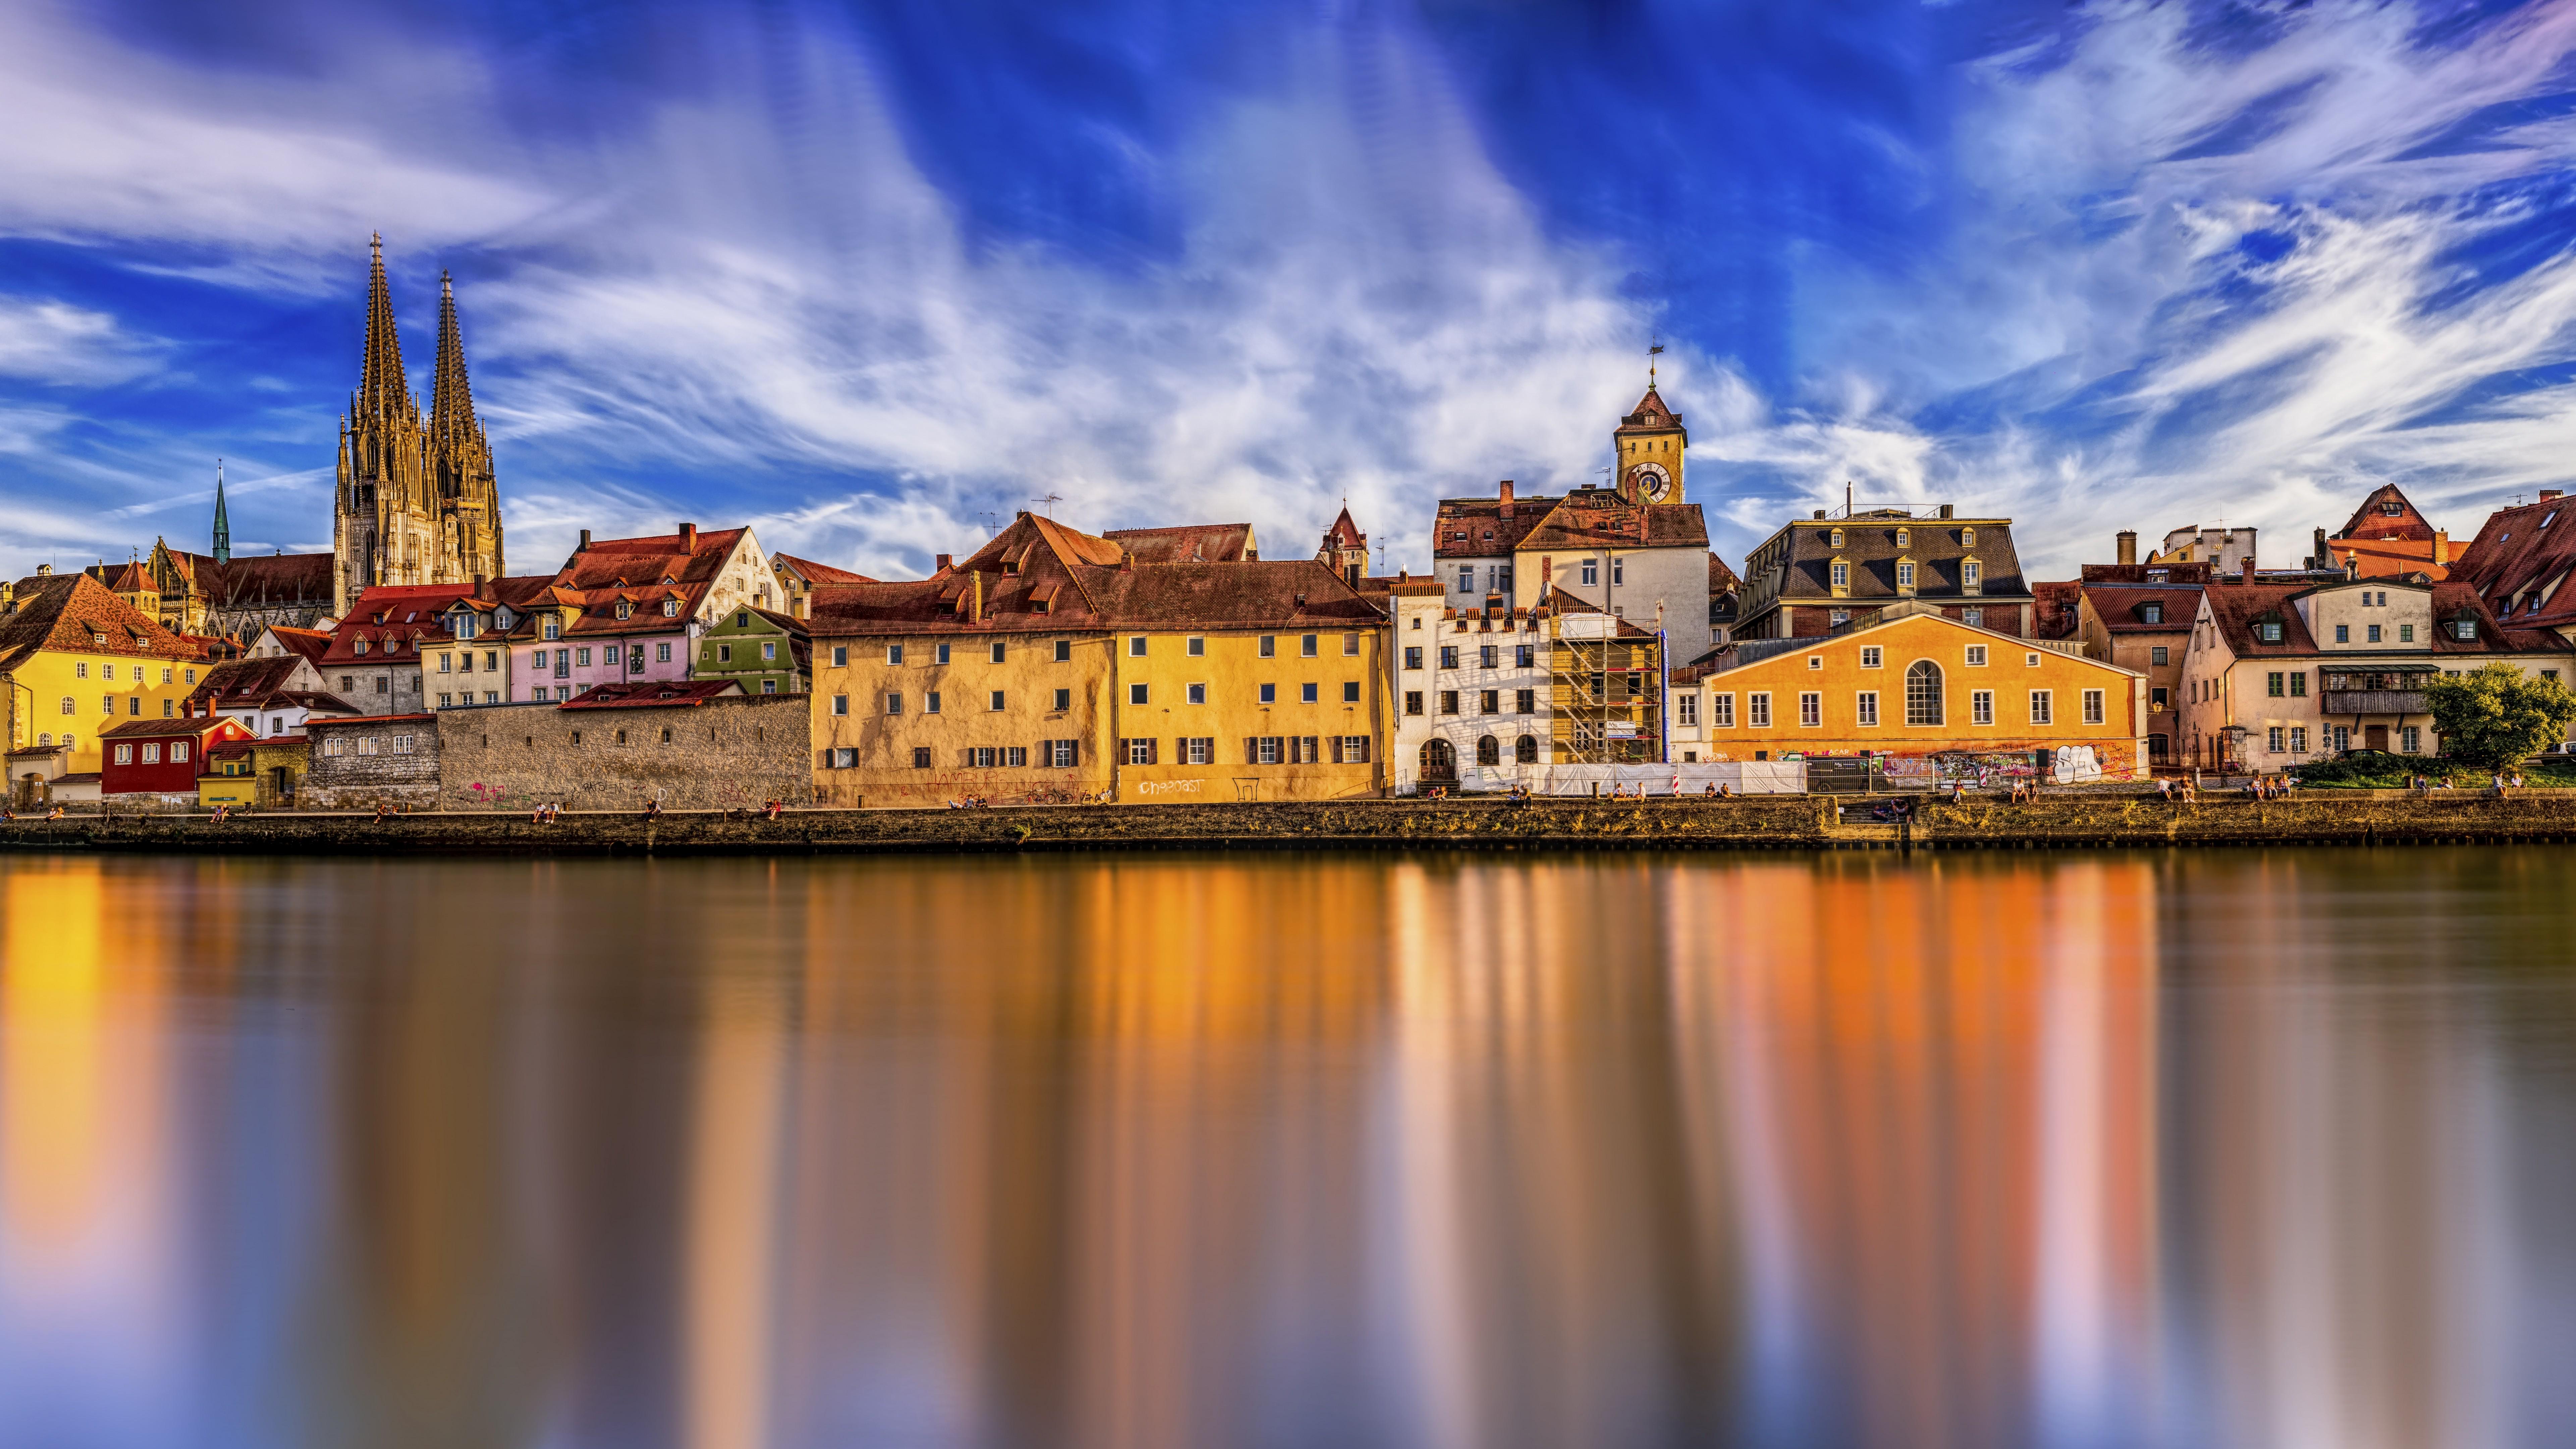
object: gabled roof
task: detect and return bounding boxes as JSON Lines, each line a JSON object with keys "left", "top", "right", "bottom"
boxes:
{"left": 161, "top": 551, "right": 336, "bottom": 607}
{"left": 188, "top": 656, "right": 309, "bottom": 710}
{"left": 261, "top": 626, "right": 335, "bottom": 664}
{"left": 2333, "top": 483, "right": 2439, "bottom": 544}
{"left": 557, "top": 528, "right": 749, "bottom": 591}
{"left": 769, "top": 553, "right": 875, "bottom": 586}
{"left": 1319, "top": 507, "right": 1366, "bottom": 552}
{"left": 1707, "top": 553, "right": 1741, "bottom": 594}
{"left": 2444, "top": 497, "right": 2576, "bottom": 627}
{"left": 0, "top": 573, "right": 209, "bottom": 674}
{"left": 562, "top": 680, "right": 747, "bottom": 708}
{"left": 2079, "top": 584, "right": 2200, "bottom": 633}
{"left": 100, "top": 715, "right": 252, "bottom": 741}
{"left": 2197, "top": 578, "right": 2568, "bottom": 658}
{"left": 1514, "top": 489, "right": 1710, "bottom": 552}
{"left": 1614, "top": 385, "right": 1684, "bottom": 436}
{"left": 1750, "top": 515, "right": 2032, "bottom": 604}
{"left": 1699, "top": 605, "right": 2140, "bottom": 680}
{"left": 1103, "top": 523, "right": 1255, "bottom": 564}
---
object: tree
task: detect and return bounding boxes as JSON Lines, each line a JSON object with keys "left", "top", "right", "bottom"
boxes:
{"left": 2424, "top": 661, "right": 2576, "bottom": 769}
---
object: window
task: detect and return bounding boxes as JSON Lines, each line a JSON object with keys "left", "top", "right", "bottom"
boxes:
{"left": 903, "top": 746, "right": 929, "bottom": 768}
{"left": 1904, "top": 661, "right": 1942, "bottom": 725}
{"left": 1131, "top": 683, "right": 1150, "bottom": 705}
{"left": 1302, "top": 634, "right": 1319, "bottom": 658}
{"left": 2151, "top": 687, "right": 2168, "bottom": 709}
{"left": 1749, "top": 692, "right": 1772, "bottom": 727}
{"left": 1514, "top": 688, "right": 1535, "bottom": 713}
{"left": 1612, "top": 558, "right": 1625, "bottom": 586}
{"left": 1439, "top": 646, "right": 1459, "bottom": 669}
{"left": 1456, "top": 566, "right": 1475, "bottom": 592}
{"left": 1343, "top": 634, "right": 1361, "bottom": 656}
{"left": 113, "top": 744, "right": 131, "bottom": 765}
{"left": 1966, "top": 645, "right": 1987, "bottom": 667}
{"left": 2366, "top": 624, "right": 2382, "bottom": 643}
{"left": 2258, "top": 621, "right": 2284, "bottom": 643}
{"left": 1049, "top": 740, "right": 1079, "bottom": 767}
{"left": 1125, "top": 738, "right": 1157, "bottom": 765}
{"left": 1855, "top": 691, "right": 1878, "bottom": 727}
{"left": 2083, "top": 689, "right": 2104, "bottom": 724}
{"left": 1260, "top": 683, "right": 1277, "bottom": 704}
{"left": 1676, "top": 693, "right": 1698, "bottom": 726}
{"left": 1185, "top": 682, "right": 1206, "bottom": 706}
{"left": 2268, "top": 726, "right": 2285, "bottom": 753}
{"left": 2029, "top": 690, "right": 2052, "bottom": 724}
{"left": 656, "top": 642, "right": 672, "bottom": 663}
{"left": 1829, "top": 528, "right": 1844, "bottom": 547}
{"left": 2454, "top": 617, "right": 2477, "bottom": 641}
{"left": 2026, "top": 653, "right": 2040, "bottom": 667}
{"left": 1895, "top": 529, "right": 1911, "bottom": 548}
{"left": 925, "top": 691, "right": 943, "bottom": 714}
{"left": 440, "top": 652, "right": 454, "bottom": 673}
{"left": 2335, "top": 625, "right": 2350, "bottom": 643}
{"left": 1830, "top": 561, "right": 1849, "bottom": 590}
{"left": 885, "top": 692, "right": 903, "bottom": 715}
{"left": 831, "top": 692, "right": 850, "bottom": 717}
{"left": 887, "top": 644, "right": 904, "bottom": 665}
{"left": 1053, "top": 687, "right": 1072, "bottom": 711}
{"left": 662, "top": 599, "right": 679, "bottom": 618}
{"left": 141, "top": 742, "right": 161, "bottom": 764}
{"left": 1713, "top": 694, "right": 1734, "bottom": 728}
{"left": 1403, "top": 644, "right": 1424, "bottom": 670}
{"left": 1405, "top": 691, "right": 1424, "bottom": 716}
{"left": 1859, "top": 646, "right": 1882, "bottom": 669}
{"left": 717, "top": 644, "right": 733, "bottom": 664}
{"left": 1344, "top": 682, "right": 1360, "bottom": 703}
{"left": 1255, "top": 737, "right": 1283, "bottom": 765}
{"left": 1808, "top": 655, "right": 1823, "bottom": 670}
{"left": 1963, "top": 561, "right": 1982, "bottom": 591}
{"left": 1055, "top": 638, "right": 1077, "bottom": 663}
{"left": 2150, "top": 645, "right": 2169, "bottom": 666}
{"left": 1258, "top": 636, "right": 1276, "bottom": 658}
{"left": 2289, "top": 672, "right": 2306, "bottom": 697}
{"left": 1896, "top": 562, "right": 1916, "bottom": 589}
{"left": 983, "top": 641, "right": 1004, "bottom": 664}
{"left": 544, "top": 619, "right": 561, "bottom": 641}
{"left": 1129, "top": 636, "right": 1147, "bottom": 657}
{"left": 1515, "top": 644, "right": 1534, "bottom": 668}
{"left": 2141, "top": 602, "right": 2163, "bottom": 625}
{"left": 438, "top": 691, "right": 454, "bottom": 708}
{"left": 1475, "top": 688, "right": 1495, "bottom": 713}
{"left": 2400, "top": 725, "right": 2421, "bottom": 753}
{"left": 2267, "top": 672, "right": 2284, "bottom": 697}
{"left": 2289, "top": 727, "right": 2308, "bottom": 753}
{"left": 1579, "top": 559, "right": 1599, "bottom": 587}
{"left": 1797, "top": 692, "right": 1821, "bottom": 727}
{"left": 1475, "top": 735, "right": 1501, "bottom": 767}
{"left": 2399, "top": 624, "right": 2415, "bottom": 642}
{"left": 1972, "top": 689, "right": 1994, "bottom": 725}
{"left": 1479, "top": 644, "right": 1497, "bottom": 669}
{"left": 1302, "top": 683, "right": 1321, "bottom": 704}
{"left": 1439, "top": 690, "right": 1459, "bottom": 714}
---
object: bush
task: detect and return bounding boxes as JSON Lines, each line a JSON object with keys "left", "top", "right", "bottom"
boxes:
{"left": 2424, "top": 662, "right": 2576, "bottom": 770}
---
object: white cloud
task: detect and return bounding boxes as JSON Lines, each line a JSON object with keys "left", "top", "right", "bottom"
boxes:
{"left": 0, "top": 298, "right": 162, "bottom": 385}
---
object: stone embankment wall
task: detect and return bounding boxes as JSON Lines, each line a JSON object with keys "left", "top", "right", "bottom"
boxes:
{"left": 435, "top": 695, "right": 813, "bottom": 812}
{"left": 9, "top": 793, "right": 2576, "bottom": 856}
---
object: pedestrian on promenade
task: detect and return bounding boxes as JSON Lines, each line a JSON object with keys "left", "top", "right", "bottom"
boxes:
{"left": 372, "top": 803, "right": 389, "bottom": 824}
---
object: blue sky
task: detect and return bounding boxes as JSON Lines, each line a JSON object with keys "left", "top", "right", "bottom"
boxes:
{"left": 4, "top": 0, "right": 2576, "bottom": 583}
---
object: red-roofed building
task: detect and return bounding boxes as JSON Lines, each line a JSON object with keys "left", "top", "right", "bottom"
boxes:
{"left": 2324, "top": 484, "right": 2465, "bottom": 580}
{"left": 2178, "top": 574, "right": 2574, "bottom": 770}
{"left": 1, "top": 567, "right": 217, "bottom": 777}
{"left": 770, "top": 553, "right": 877, "bottom": 621}
{"left": 2444, "top": 489, "right": 2576, "bottom": 641}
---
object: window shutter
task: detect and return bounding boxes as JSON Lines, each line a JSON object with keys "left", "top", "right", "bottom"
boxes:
{"left": 1330, "top": 736, "right": 1344, "bottom": 764}
{"left": 1145, "top": 738, "right": 1159, "bottom": 765}
{"left": 1245, "top": 737, "right": 1257, "bottom": 764}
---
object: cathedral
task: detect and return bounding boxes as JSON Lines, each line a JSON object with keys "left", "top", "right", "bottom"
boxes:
{"left": 333, "top": 234, "right": 504, "bottom": 613}
{"left": 142, "top": 237, "right": 507, "bottom": 636}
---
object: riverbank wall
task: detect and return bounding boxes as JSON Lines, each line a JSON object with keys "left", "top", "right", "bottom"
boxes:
{"left": 7, "top": 794, "right": 2576, "bottom": 856}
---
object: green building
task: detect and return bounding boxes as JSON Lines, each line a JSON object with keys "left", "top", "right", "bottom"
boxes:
{"left": 695, "top": 605, "right": 808, "bottom": 695}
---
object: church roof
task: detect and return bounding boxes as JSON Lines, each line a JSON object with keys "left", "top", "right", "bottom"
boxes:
{"left": 163, "top": 550, "right": 336, "bottom": 607}
{"left": 430, "top": 272, "right": 483, "bottom": 445}
{"left": 356, "top": 233, "right": 414, "bottom": 420}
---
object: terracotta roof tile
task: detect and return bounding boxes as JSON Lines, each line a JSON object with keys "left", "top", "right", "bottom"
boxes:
{"left": 0, "top": 573, "right": 210, "bottom": 674}
{"left": 562, "top": 680, "right": 747, "bottom": 708}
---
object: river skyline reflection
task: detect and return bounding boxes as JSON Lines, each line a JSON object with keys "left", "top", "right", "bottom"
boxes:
{"left": 0, "top": 848, "right": 2571, "bottom": 1448}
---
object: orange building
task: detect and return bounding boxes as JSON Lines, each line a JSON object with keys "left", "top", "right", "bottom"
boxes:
{"left": 1686, "top": 602, "right": 2148, "bottom": 782}
{"left": 2324, "top": 484, "right": 2463, "bottom": 580}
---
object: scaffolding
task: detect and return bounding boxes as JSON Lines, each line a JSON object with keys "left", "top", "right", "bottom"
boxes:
{"left": 1550, "top": 615, "right": 1660, "bottom": 763}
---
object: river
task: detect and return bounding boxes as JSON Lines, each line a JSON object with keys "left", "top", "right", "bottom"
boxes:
{"left": 0, "top": 848, "right": 2569, "bottom": 1448}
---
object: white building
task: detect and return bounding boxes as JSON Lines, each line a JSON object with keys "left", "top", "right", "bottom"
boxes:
{"left": 1388, "top": 579, "right": 1557, "bottom": 792}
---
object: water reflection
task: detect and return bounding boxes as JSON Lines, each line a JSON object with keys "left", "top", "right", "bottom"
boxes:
{"left": 0, "top": 849, "right": 2570, "bottom": 1448}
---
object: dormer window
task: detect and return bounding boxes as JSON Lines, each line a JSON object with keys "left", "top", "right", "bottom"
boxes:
{"left": 354, "top": 638, "right": 369, "bottom": 655}
{"left": 1895, "top": 528, "right": 1911, "bottom": 548}
{"left": 2454, "top": 613, "right": 2478, "bottom": 641}
{"left": 1961, "top": 558, "right": 1982, "bottom": 594}
{"left": 2146, "top": 569, "right": 2168, "bottom": 583}
{"left": 1829, "top": 528, "right": 1844, "bottom": 548}
{"left": 662, "top": 598, "right": 680, "bottom": 618}
{"left": 615, "top": 600, "right": 633, "bottom": 620}
{"left": 1961, "top": 527, "right": 1975, "bottom": 546}
{"left": 2141, "top": 602, "right": 2163, "bottom": 624}
{"left": 91, "top": 631, "right": 106, "bottom": 645}
{"left": 543, "top": 617, "right": 561, "bottom": 641}
{"left": 453, "top": 616, "right": 477, "bottom": 640}
{"left": 494, "top": 607, "right": 513, "bottom": 629}
{"left": 2256, "top": 619, "right": 2283, "bottom": 643}
{"left": 1829, "top": 558, "right": 1850, "bottom": 594}
{"left": 1895, "top": 559, "right": 1917, "bottom": 594}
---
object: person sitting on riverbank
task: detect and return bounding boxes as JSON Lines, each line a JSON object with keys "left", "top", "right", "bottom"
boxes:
{"left": 372, "top": 804, "right": 391, "bottom": 824}
{"left": 765, "top": 799, "right": 785, "bottom": 821}
{"left": 45, "top": 806, "right": 65, "bottom": 820}
{"left": 643, "top": 799, "right": 663, "bottom": 820}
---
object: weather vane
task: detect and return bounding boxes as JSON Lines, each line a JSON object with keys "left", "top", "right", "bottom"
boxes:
{"left": 1649, "top": 337, "right": 1664, "bottom": 388}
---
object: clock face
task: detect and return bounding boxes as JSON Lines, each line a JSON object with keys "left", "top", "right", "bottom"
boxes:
{"left": 1628, "top": 463, "right": 1673, "bottom": 503}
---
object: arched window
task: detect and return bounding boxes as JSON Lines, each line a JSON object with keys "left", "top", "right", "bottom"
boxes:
{"left": 1515, "top": 734, "right": 1540, "bottom": 764}
{"left": 1476, "top": 735, "right": 1501, "bottom": 766}
{"left": 1905, "top": 660, "right": 1943, "bottom": 726}
{"left": 59, "top": 696, "right": 73, "bottom": 715}
{"left": 37, "top": 733, "right": 51, "bottom": 746}
{"left": 1419, "top": 738, "right": 1456, "bottom": 782}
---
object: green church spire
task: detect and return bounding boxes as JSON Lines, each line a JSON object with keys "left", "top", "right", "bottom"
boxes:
{"left": 212, "top": 458, "right": 231, "bottom": 565}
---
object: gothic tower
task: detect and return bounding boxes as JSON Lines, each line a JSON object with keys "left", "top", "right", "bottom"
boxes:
{"left": 211, "top": 459, "right": 231, "bottom": 565}
{"left": 1613, "top": 379, "right": 1687, "bottom": 505}
{"left": 429, "top": 271, "right": 504, "bottom": 588}
{"left": 331, "top": 236, "right": 505, "bottom": 614}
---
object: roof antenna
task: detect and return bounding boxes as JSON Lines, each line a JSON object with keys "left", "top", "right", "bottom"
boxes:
{"left": 1032, "top": 493, "right": 1062, "bottom": 510}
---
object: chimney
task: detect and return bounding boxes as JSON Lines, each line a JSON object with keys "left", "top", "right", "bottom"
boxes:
{"left": 1541, "top": 556, "right": 1554, "bottom": 586}
{"left": 1938, "top": 504, "right": 1955, "bottom": 520}
{"left": 678, "top": 522, "right": 697, "bottom": 554}
{"left": 1499, "top": 480, "right": 1515, "bottom": 520}
{"left": 935, "top": 553, "right": 952, "bottom": 572}
{"left": 2241, "top": 557, "right": 2255, "bottom": 587}
{"left": 578, "top": 529, "right": 592, "bottom": 552}
{"left": 2115, "top": 530, "right": 2137, "bottom": 566}
{"left": 35, "top": 563, "right": 51, "bottom": 577}
{"left": 2544, "top": 490, "right": 2565, "bottom": 503}
{"left": 971, "top": 571, "right": 983, "bottom": 624}
{"left": 794, "top": 592, "right": 810, "bottom": 621}
{"left": 473, "top": 573, "right": 487, "bottom": 596}
{"left": 2436, "top": 528, "right": 2451, "bottom": 564}
{"left": 1119, "top": 546, "right": 1133, "bottom": 572}
{"left": 2312, "top": 527, "right": 2327, "bottom": 570}
{"left": 1813, "top": 509, "right": 1828, "bottom": 520}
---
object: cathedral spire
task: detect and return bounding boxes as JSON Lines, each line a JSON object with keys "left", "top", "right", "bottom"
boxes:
{"left": 357, "top": 232, "right": 413, "bottom": 419}
{"left": 430, "top": 270, "right": 481, "bottom": 446}
{"left": 212, "top": 458, "right": 231, "bottom": 565}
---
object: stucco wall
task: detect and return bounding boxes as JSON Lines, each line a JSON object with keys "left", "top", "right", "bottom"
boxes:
{"left": 809, "top": 631, "right": 1118, "bottom": 808}
{"left": 436, "top": 695, "right": 813, "bottom": 811}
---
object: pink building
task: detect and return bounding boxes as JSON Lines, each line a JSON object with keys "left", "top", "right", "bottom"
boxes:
{"left": 516, "top": 586, "right": 699, "bottom": 700}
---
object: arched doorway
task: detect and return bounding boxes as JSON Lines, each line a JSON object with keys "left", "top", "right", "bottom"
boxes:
{"left": 1515, "top": 734, "right": 1540, "bottom": 764}
{"left": 1475, "top": 735, "right": 1501, "bottom": 766}
{"left": 1419, "top": 738, "right": 1456, "bottom": 784}
{"left": 1904, "top": 659, "right": 1944, "bottom": 726}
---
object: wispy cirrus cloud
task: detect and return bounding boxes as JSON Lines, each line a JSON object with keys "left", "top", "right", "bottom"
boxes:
{"left": 3, "top": 0, "right": 2576, "bottom": 584}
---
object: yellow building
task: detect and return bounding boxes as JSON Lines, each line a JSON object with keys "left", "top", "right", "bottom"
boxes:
{"left": 1686, "top": 603, "right": 2148, "bottom": 782}
{"left": 807, "top": 513, "right": 1388, "bottom": 806}
{"left": 1, "top": 569, "right": 214, "bottom": 781}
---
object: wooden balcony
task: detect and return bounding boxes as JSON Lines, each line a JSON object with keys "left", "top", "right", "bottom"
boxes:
{"left": 2321, "top": 689, "right": 2428, "bottom": 715}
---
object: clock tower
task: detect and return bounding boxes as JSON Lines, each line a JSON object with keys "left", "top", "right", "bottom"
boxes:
{"left": 1613, "top": 383, "right": 1686, "bottom": 505}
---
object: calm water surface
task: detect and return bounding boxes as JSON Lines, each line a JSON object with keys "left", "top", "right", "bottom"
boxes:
{"left": 1, "top": 848, "right": 2572, "bottom": 1449}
